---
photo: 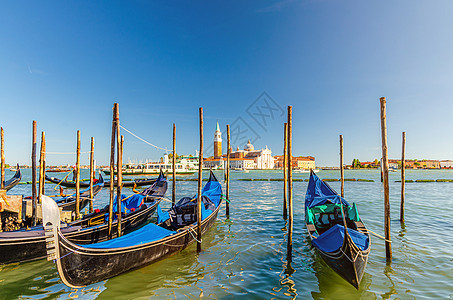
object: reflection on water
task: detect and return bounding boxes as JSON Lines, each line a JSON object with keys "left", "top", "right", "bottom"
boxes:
{"left": 1, "top": 169, "right": 453, "bottom": 298}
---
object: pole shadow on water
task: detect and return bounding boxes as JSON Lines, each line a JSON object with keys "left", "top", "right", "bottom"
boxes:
{"left": 272, "top": 218, "right": 298, "bottom": 299}
{"left": 381, "top": 263, "right": 397, "bottom": 299}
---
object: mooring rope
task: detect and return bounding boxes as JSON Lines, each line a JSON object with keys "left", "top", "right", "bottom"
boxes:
{"left": 53, "top": 250, "right": 74, "bottom": 262}
{"left": 361, "top": 229, "right": 392, "bottom": 243}
{"left": 119, "top": 125, "right": 169, "bottom": 152}
{"left": 46, "top": 151, "right": 90, "bottom": 155}
{"left": 188, "top": 226, "right": 202, "bottom": 243}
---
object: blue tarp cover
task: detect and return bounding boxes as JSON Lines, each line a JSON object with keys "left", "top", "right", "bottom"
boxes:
{"left": 305, "top": 172, "right": 350, "bottom": 209}
{"left": 81, "top": 223, "right": 176, "bottom": 249}
{"left": 201, "top": 179, "right": 222, "bottom": 207}
{"left": 112, "top": 194, "right": 145, "bottom": 213}
{"left": 104, "top": 194, "right": 145, "bottom": 222}
{"left": 312, "top": 224, "right": 369, "bottom": 253}
{"left": 157, "top": 178, "right": 221, "bottom": 223}
{"left": 157, "top": 204, "right": 169, "bottom": 223}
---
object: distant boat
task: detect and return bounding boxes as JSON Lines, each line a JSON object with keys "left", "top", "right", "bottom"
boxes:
{"left": 231, "top": 168, "right": 249, "bottom": 173}
{"left": 46, "top": 170, "right": 164, "bottom": 188}
{"left": 46, "top": 168, "right": 73, "bottom": 173}
{"left": 4, "top": 164, "right": 21, "bottom": 191}
{"left": 293, "top": 169, "right": 319, "bottom": 173}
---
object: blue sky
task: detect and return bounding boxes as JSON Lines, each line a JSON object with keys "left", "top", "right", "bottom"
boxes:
{"left": 1, "top": 0, "right": 453, "bottom": 166}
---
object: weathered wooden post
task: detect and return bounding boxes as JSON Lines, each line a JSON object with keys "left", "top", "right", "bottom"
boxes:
{"left": 172, "top": 123, "right": 176, "bottom": 205}
{"left": 380, "top": 97, "right": 392, "bottom": 262}
{"left": 287, "top": 106, "right": 293, "bottom": 261}
{"left": 340, "top": 135, "right": 344, "bottom": 198}
{"left": 75, "top": 130, "right": 81, "bottom": 220}
{"left": 283, "top": 122, "right": 288, "bottom": 219}
{"left": 380, "top": 158, "right": 383, "bottom": 183}
{"left": 226, "top": 124, "right": 230, "bottom": 217}
{"left": 38, "top": 132, "right": 46, "bottom": 202}
{"left": 32, "top": 121, "right": 38, "bottom": 225}
{"left": 400, "top": 132, "right": 406, "bottom": 223}
{"left": 89, "top": 137, "right": 95, "bottom": 213}
{"left": 116, "top": 106, "right": 123, "bottom": 238}
{"left": 1, "top": 127, "right": 4, "bottom": 189}
{"left": 197, "top": 107, "right": 203, "bottom": 252}
{"left": 41, "top": 135, "right": 46, "bottom": 197}
{"left": 108, "top": 103, "right": 117, "bottom": 238}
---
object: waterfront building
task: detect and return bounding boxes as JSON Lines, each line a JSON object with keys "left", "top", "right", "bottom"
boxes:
{"left": 203, "top": 123, "right": 275, "bottom": 169}
{"left": 440, "top": 160, "right": 453, "bottom": 169}
{"left": 214, "top": 121, "right": 222, "bottom": 159}
{"left": 274, "top": 156, "right": 316, "bottom": 170}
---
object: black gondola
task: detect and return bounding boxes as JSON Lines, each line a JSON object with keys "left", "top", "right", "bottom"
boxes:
{"left": 55, "top": 173, "right": 105, "bottom": 212}
{"left": 305, "top": 170, "right": 370, "bottom": 289}
{"left": 0, "top": 173, "right": 167, "bottom": 264}
{"left": 45, "top": 172, "right": 161, "bottom": 188}
{"left": 3, "top": 164, "right": 21, "bottom": 191}
{"left": 42, "top": 171, "right": 222, "bottom": 288}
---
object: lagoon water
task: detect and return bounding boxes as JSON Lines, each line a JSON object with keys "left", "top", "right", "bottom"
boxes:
{"left": 1, "top": 169, "right": 452, "bottom": 299}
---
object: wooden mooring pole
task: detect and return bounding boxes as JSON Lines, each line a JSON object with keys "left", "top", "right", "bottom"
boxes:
{"left": 1, "top": 127, "right": 4, "bottom": 189}
{"left": 226, "top": 124, "right": 230, "bottom": 217}
{"left": 38, "top": 132, "right": 46, "bottom": 201}
{"left": 116, "top": 107, "right": 123, "bottom": 238}
{"left": 108, "top": 103, "right": 117, "bottom": 238}
{"left": 380, "top": 97, "right": 392, "bottom": 262}
{"left": 197, "top": 107, "right": 203, "bottom": 253}
{"left": 32, "top": 121, "right": 38, "bottom": 225}
{"left": 75, "top": 130, "right": 81, "bottom": 220}
{"left": 287, "top": 106, "right": 293, "bottom": 261}
{"left": 340, "top": 135, "right": 344, "bottom": 198}
{"left": 89, "top": 137, "right": 95, "bottom": 213}
{"left": 283, "top": 123, "right": 288, "bottom": 219}
{"left": 400, "top": 132, "right": 406, "bottom": 223}
{"left": 172, "top": 123, "right": 176, "bottom": 205}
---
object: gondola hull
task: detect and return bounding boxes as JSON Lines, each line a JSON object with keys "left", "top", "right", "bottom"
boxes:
{"left": 54, "top": 202, "right": 220, "bottom": 288}
{"left": 4, "top": 165, "right": 21, "bottom": 191}
{"left": 0, "top": 201, "right": 160, "bottom": 264}
{"left": 310, "top": 231, "right": 369, "bottom": 289}
{"left": 305, "top": 170, "right": 370, "bottom": 289}
{"left": 46, "top": 175, "right": 157, "bottom": 188}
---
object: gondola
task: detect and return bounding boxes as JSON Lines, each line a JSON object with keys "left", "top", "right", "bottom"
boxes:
{"left": 42, "top": 171, "right": 222, "bottom": 288}
{"left": 45, "top": 172, "right": 159, "bottom": 188}
{"left": 53, "top": 173, "right": 105, "bottom": 212}
{"left": 0, "top": 173, "right": 167, "bottom": 264}
{"left": 305, "top": 170, "right": 370, "bottom": 289}
{"left": 3, "top": 164, "right": 21, "bottom": 191}
{"left": 137, "top": 169, "right": 167, "bottom": 200}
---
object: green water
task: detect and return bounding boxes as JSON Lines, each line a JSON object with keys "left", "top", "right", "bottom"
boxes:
{"left": 1, "top": 169, "right": 452, "bottom": 299}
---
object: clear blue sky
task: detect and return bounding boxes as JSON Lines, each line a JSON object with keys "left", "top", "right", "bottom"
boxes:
{"left": 1, "top": 0, "right": 452, "bottom": 167}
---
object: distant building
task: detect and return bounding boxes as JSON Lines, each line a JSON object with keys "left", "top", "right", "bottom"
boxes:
{"left": 418, "top": 160, "right": 440, "bottom": 169}
{"left": 274, "top": 156, "right": 315, "bottom": 169}
{"left": 203, "top": 123, "right": 274, "bottom": 169}
{"left": 213, "top": 121, "right": 222, "bottom": 159}
{"left": 387, "top": 159, "right": 399, "bottom": 169}
{"left": 229, "top": 158, "right": 255, "bottom": 169}
{"left": 403, "top": 159, "right": 440, "bottom": 169}
{"left": 440, "top": 160, "right": 453, "bottom": 169}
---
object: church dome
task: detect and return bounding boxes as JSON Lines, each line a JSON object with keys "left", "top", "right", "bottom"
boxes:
{"left": 244, "top": 139, "right": 254, "bottom": 151}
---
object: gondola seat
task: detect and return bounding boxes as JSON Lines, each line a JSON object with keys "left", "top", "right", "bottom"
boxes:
{"left": 104, "top": 194, "right": 145, "bottom": 222}
{"left": 312, "top": 224, "right": 369, "bottom": 253}
{"left": 81, "top": 223, "right": 176, "bottom": 249}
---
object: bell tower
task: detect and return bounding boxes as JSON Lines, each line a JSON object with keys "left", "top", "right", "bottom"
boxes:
{"left": 214, "top": 121, "right": 222, "bottom": 159}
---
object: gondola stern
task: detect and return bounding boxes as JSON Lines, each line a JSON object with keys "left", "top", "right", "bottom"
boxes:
{"left": 208, "top": 169, "right": 218, "bottom": 182}
{"left": 41, "top": 195, "right": 62, "bottom": 262}
{"left": 343, "top": 232, "right": 362, "bottom": 289}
